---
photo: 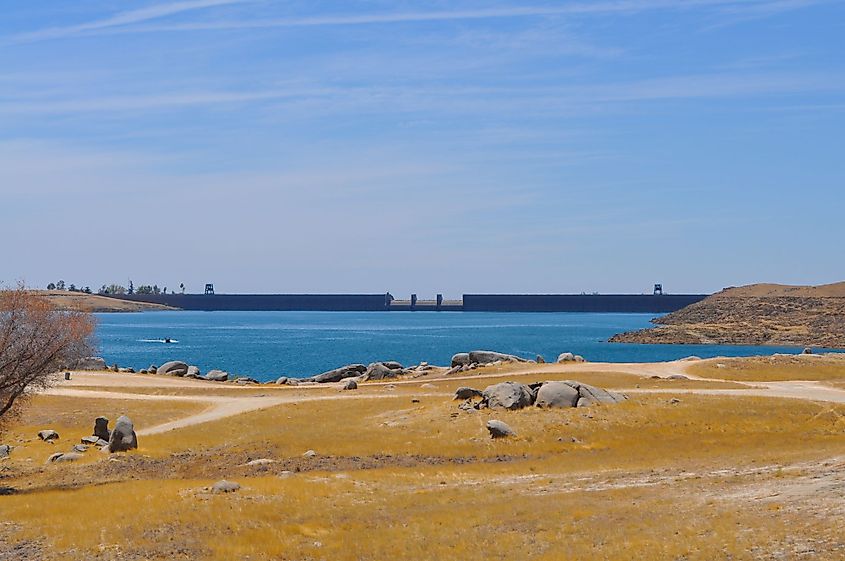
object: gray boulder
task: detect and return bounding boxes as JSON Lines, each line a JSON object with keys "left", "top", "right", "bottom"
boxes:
{"left": 204, "top": 369, "right": 229, "bottom": 382}
{"left": 486, "top": 420, "right": 516, "bottom": 438}
{"left": 557, "top": 352, "right": 586, "bottom": 363}
{"left": 341, "top": 379, "right": 358, "bottom": 390}
{"left": 382, "top": 361, "right": 404, "bottom": 370}
{"left": 233, "top": 376, "right": 259, "bottom": 385}
{"left": 148, "top": 365, "right": 158, "bottom": 374}
{"left": 72, "top": 444, "right": 90, "bottom": 453}
{"left": 93, "top": 417, "right": 110, "bottom": 441}
{"left": 469, "top": 351, "right": 526, "bottom": 365}
{"left": 454, "top": 387, "right": 483, "bottom": 400}
{"left": 481, "top": 382, "right": 535, "bottom": 410}
{"left": 536, "top": 355, "right": 546, "bottom": 364}
{"left": 47, "top": 452, "right": 83, "bottom": 463}
{"left": 535, "top": 382, "right": 580, "bottom": 409}
{"left": 108, "top": 415, "right": 138, "bottom": 453}
{"left": 81, "top": 436, "right": 109, "bottom": 447}
{"left": 158, "top": 361, "right": 189, "bottom": 376}
{"left": 275, "top": 376, "right": 290, "bottom": 385}
{"left": 564, "top": 381, "right": 626, "bottom": 407}
{"left": 306, "top": 364, "right": 367, "bottom": 384}
{"left": 118, "top": 367, "right": 135, "bottom": 374}
{"left": 451, "top": 353, "right": 471, "bottom": 367}
{"left": 71, "top": 357, "right": 107, "bottom": 371}
{"left": 212, "top": 480, "right": 241, "bottom": 493}
{"left": 364, "top": 362, "right": 397, "bottom": 381}
{"left": 0, "top": 444, "right": 10, "bottom": 458}
{"left": 38, "top": 430, "right": 59, "bottom": 442}
{"left": 186, "top": 365, "right": 201, "bottom": 377}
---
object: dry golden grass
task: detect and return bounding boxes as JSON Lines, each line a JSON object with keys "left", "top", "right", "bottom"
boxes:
{"left": 5, "top": 359, "right": 845, "bottom": 560}
{"left": 689, "top": 355, "right": 845, "bottom": 382}
{"left": 123, "top": 391, "right": 845, "bottom": 484}
{"left": 1, "top": 395, "right": 205, "bottom": 464}
{"left": 3, "top": 457, "right": 844, "bottom": 560}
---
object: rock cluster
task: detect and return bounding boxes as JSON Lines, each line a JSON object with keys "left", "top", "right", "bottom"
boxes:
{"left": 456, "top": 380, "right": 626, "bottom": 412}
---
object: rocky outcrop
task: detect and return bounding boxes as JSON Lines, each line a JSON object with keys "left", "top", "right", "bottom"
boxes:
{"left": 610, "top": 283, "right": 845, "bottom": 348}
{"left": 305, "top": 364, "right": 367, "bottom": 383}
{"left": 158, "top": 361, "right": 189, "bottom": 376}
{"left": 463, "top": 380, "right": 626, "bottom": 412}
{"left": 469, "top": 351, "right": 526, "bottom": 365}
{"left": 451, "top": 353, "right": 471, "bottom": 367}
{"left": 364, "top": 362, "right": 398, "bottom": 381}
{"left": 341, "top": 379, "right": 358, "bottom": 390}
{"left": 186, "top": 365, "right": 201, "bottom": 378}
{"left": 108, "top": 416, "right": 138, "bottom": 453}
{"left": 481, "top": 382, "right": 535, "bottom": 410}
{"left": 0, "top": 444, "right": 10, "bottom": 458}
{"left": 71, "top": 357, "right": 107, "bottom": 371}
{"left": 486, "top": 420, "right": 516, "bottom": 438}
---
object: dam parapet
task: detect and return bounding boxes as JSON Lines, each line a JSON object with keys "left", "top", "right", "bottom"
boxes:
{"left": 107, "top": 292, "right": 707, "bottom": 313}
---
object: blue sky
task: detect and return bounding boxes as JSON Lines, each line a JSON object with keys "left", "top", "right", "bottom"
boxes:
{"left": 1, "top": 0, "right": 843, "bottom": 296}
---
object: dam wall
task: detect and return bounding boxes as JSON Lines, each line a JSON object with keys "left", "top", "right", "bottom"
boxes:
{"left": 107, "top": 292, "right": 707, "bottom": 313}
{"left": 111, "top": 293, "right": 389, "bottom": 311}
{"left": 462, "top": 294, "right": 707, "bottom": 313}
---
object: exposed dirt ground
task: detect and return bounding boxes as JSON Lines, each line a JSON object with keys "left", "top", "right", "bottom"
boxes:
{"left": 3, "top": 355, "right": 845, "bottom": 560}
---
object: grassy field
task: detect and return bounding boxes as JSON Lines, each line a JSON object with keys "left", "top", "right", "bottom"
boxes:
{"left": 688, "top": 354, "right": 845, "bottom": 382}
{"left": 2, "top": 358, "right": 845, "bottom": 560}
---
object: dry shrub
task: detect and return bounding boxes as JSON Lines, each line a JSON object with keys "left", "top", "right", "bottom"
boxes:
{"left": 0, "top": 286, "right": 94, "bottom": 430}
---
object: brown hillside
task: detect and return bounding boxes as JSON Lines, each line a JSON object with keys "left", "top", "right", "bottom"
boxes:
{"left": 33, "top": 291, "right": 176, "bottom": 313}
{"left": 717, "top": 282, "right": 845, "bottom": 298}
{"left": 611, "top": 282, "right": 845, "bottom": 349}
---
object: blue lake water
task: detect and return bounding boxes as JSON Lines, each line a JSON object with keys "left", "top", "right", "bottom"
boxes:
{"left": 93, "top": 311, "right": 823, "bottom": 382}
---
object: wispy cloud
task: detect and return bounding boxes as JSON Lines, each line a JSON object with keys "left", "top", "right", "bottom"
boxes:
{"left": 9, "top": 0, "right": 251, "bottom": 43}
{"left": 6, "top": 0, "right": 829, "bottom": 42}
{"left": 2, "top": 71, "right": 840, "bottom": 117}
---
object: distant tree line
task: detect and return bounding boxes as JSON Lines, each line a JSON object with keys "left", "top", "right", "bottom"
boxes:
{"left": 47, "top": 280, "right": 188, "bottom": 296}
{"left": 46, "top": 281, "right": 92, "bottom": 294}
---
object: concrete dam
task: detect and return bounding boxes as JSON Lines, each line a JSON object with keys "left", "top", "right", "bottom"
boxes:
{"left": 109, "top": 292, "right": 707, "bottom": 313}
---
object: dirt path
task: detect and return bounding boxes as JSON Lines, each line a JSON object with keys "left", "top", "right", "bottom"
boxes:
{"left": 47, "top": 360, "right": 845, "bottom": 435}
{"left": 45, "top": 386, "right": 440, "bottom": 435}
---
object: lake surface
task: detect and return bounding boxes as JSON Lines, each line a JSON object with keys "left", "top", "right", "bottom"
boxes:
{"left": 93, "top": 311, "right": 820, "bottom": 382}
